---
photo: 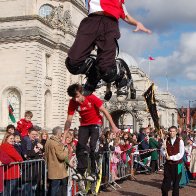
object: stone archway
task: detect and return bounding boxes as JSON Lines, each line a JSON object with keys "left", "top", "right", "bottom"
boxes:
{"left": 110, "top": 110, "right": 134, "bottom": 130}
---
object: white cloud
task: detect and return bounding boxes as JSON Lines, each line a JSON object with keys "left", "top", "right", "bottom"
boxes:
{"left": 132, "top": 32, "right": 196, "bottom": 81}
{"left": 117, "top": 1, "right": 196, "bottom": 106}
{"left": 169, "top": 85, "right": 196, "bottom": 107}
{"left": 118, "top": 27, "right": 159, "bottom": 57}
{"left": 125, "top": 0, "right": 196, "bottom": 31}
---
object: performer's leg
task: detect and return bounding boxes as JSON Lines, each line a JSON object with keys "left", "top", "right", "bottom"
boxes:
{"left": 89, "top": 125, "right": 101, "bottom": 175}
{"left": 161, "top": 163, "right": 172, "bottom": 196}
{"left": 172, "top": 164, "right": 182, "bottom": 196}
{"left": 65, "top": 17, "right": 98, "bottom": 75}
{"left": 76, "top": 126, "right": 90, "bottom": 175}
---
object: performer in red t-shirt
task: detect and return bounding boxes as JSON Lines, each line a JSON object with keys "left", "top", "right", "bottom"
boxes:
{"left": 65, "top": 0, "right": 151, "bottom": 95}
{"left": 64, "top": 83, "right": 119, "bottom": 182}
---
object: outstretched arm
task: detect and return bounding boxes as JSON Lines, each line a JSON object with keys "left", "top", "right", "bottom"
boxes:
{"left": 64, "top": 114, "right": 73, "bottom": 133}
{"left": 124, "top": 14, "right": 152, "bottom": 34}
{"left": 62, "top": 114, "right": 73, "bottom": 144}
{"left": 99, "top": 105, "right": 120, "bottom": 134}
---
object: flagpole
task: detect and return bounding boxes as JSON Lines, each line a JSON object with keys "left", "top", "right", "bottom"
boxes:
{"left": 148, "top": 58, "right": 151, "bottom": 78}
{"left": 166, "top": 72, "right": 168, "bottom": 92}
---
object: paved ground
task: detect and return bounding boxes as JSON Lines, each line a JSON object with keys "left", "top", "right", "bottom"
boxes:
{"left": 99, "top": 172, "right": 196, "bottom": 196}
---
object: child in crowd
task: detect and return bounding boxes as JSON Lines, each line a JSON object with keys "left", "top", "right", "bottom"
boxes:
{"left": 14, "top": 134, "right": 23, "bottom": 157}
{"left": 64, "top": 131, "right": 76, "bottom": 160}
{"left": 111, "top": 137, "right": 122, "bottom": 181}
{"left": 120, "top": 132, "right": 132, "bottom": 164}
{"left": 16, "top": 111, "right": 33, "bottom": 150}
{"left": 64, "top": 131, "right": 77, "bottom": 196}
{"left": 39, "top": 130, "right": 49, "bottom": 153}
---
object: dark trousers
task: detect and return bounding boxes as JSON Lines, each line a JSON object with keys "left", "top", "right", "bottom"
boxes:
{"left": 150, "top": 160, "right": 158, "bottom": 173}
{"left": 161, "top": 163, "right": 182, "bottom": 196}
{"left": 4, "top": 179, "right": 19, "bottom": 196}
{"left": 68, "top": 14, "right": 120, "bottom": 74}
{"left": 48, "top": 177, "right": 68, "bottom": 196}
{"left": 76, "top": 125, "right": 101, "bottom": 175}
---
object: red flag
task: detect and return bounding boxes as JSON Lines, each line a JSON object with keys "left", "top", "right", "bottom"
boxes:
{"left": 186, "top": 107, "right": 190, "bottom": 125}
{"left": 149, "top": 56, "right": 155, "bottom": 60}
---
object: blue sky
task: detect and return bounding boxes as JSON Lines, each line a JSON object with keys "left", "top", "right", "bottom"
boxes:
{"left": 118, "top": 0, "right": 196, "bottom": 108}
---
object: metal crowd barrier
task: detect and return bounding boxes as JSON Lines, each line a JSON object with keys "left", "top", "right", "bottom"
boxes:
{"left": 1, "top": 159, "right": 47, "bottom": 196}
{"left": 70, "top": 150, "right": 136, "bottom": 195}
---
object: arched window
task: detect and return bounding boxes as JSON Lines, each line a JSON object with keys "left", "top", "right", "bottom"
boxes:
{"left": 1, "top": 88, "right": 21, "bottom": 126}
{"left": 44, "top": 90, "right": 52, "bottom": 128}
{"left": 39, "top": 4, "right": 53, "bottom": 18}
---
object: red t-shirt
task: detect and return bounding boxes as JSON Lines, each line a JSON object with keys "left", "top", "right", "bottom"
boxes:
{"left": 88, "top": 0, "right": 127, "bottom": 20}
{"left": 68, "top": 94, "right": 103, "bottom": 126}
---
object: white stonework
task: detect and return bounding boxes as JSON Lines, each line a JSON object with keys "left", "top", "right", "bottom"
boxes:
{"left": 0, "top": 0, "right": 177, "bottom": 132}
{"left": 0, "top": 0, "right": 86, "bottom": 130}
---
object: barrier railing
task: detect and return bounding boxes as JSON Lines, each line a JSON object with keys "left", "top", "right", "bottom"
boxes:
{"left": 1, "top": 150, "right": 162, "bottom": 196}
{"left": 1, "top": 159, "right": 47, "bottom": 196}
{"left": 70, "top": 147, "right": 163, "bottom": 195}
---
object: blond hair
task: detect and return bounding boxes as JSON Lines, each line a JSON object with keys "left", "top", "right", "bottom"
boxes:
{"left": 2, "top": 132, "right": 14, "bottom": 144}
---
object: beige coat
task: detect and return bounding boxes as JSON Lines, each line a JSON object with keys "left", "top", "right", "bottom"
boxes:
{"left": 45, "top": 135, "right": 68, "bottom": 179}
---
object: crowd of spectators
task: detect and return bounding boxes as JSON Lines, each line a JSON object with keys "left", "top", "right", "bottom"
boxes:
{"left": 0, "top": 110, "right": 196, "bottom": 196}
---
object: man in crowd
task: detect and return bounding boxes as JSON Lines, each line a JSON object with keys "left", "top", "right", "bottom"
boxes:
{"left": 45, "top": 126, "right": 69, "bottom": 196}
{"left": 161, "top": 126, "right": 185, "bottom": 196}
{"left": 64, "top": 83, "right": 119, "bottom": 182}
{"left": 138, "top": 127, "right": 150, "bottom": 162}
{"left": 21, "top": 127, "right": 42, "bottom": 195}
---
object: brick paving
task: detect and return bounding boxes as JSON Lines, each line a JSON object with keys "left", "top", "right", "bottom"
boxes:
{"left": 99, "top": 172, "right": 196, "bottom": 196}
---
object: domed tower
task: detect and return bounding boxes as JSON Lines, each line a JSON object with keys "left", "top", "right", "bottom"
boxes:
{"left": 0, "top": 0, "right": 87, "bottom": 129}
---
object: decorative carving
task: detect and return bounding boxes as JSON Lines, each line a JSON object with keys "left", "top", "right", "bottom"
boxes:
{"left": 106, "top": 100, "right": 133, "bottom": 113}
{"left": 46, "top": 5, "right": 72, "bottom": 31}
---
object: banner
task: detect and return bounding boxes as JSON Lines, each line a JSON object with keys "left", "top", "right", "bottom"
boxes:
{"left": 143, "top": 83, "right": 160, "bottom": 130}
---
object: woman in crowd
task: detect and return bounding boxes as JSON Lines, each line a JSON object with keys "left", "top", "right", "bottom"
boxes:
{"left": 1, "top": 133, "right": 23, "bottom": 196}
{"left": 0, "top": 147, "right": 12, "bottom": 196}
{"left": 149, "top": 132, "right": 159, "bottom": 173}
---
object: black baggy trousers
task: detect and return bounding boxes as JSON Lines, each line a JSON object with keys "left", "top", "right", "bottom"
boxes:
{"left": 76, "top": 125, "right": 101, "bottom": 175}
{"left": 161, "top": 162, "right": 182, "bottom": 196}
{"left": 68, "top": 14, "right": 120, "bottom": 74}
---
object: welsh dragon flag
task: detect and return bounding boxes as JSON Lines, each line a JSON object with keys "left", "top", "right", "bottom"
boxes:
{"left": 8, "top": 102, "right": 16, "bottom": 123}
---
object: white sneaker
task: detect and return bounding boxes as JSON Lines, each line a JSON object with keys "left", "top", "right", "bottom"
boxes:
{"left": 86, "top": 174, "right": 97, "bottom": 182}
{"left": 72, "top": 173, "right": 83, "bottom": 181}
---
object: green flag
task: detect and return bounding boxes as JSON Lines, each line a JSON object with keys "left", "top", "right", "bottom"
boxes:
{"left": 8, "top": 102, "right": 16, "bottom": 123}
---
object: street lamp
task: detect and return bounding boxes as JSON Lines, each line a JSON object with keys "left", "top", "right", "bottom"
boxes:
{"left": 188, "top": 99, "right": 196, "bottom": 130}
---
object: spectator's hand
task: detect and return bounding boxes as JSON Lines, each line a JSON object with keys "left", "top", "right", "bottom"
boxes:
{"left": 166, "top": 154, "right": 170, "bottom": 160}
{"left": 69, "top": 159, "right": 76, "bottom": 168}
{"left": 34, "top": 146, "right": 40, "bottom": 153}
{"left": 0, "top": 161, "right": 2, "bottom": 166}
{"left": 37, "top": 143, "right": 43, "bottom": 149}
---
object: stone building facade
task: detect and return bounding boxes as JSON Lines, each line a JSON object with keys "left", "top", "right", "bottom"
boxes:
{"left": 0, "top": 0, "right": 177, "bottom": 131}
{"left": 0, "top": 0, "right": 86, "bottom": 129}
